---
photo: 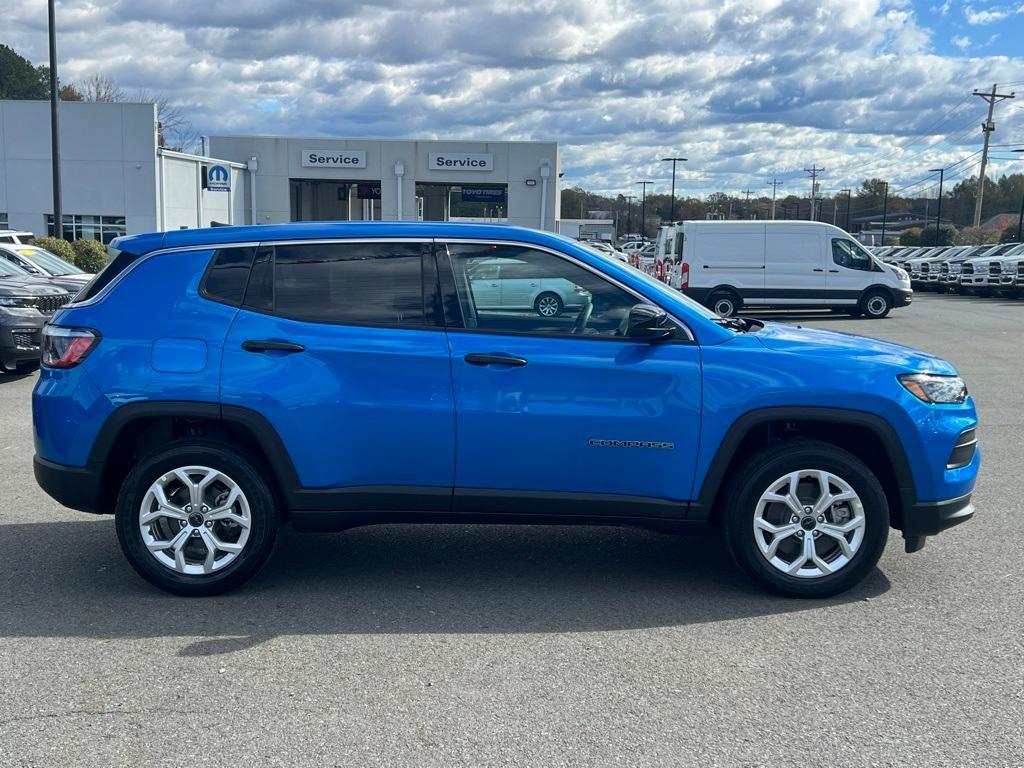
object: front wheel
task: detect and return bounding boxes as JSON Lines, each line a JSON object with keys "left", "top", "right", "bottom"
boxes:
{"left": 722, "top": 440, "right": 889, "bottom": 598}
{"left": 707, "top": 290, "right": 741, "bottom": 318}
{"left": 859, "top": 290, "right": 892, "bottom": 319}
{"left": 115, "top": 440, "right": 279, "bottom": 596}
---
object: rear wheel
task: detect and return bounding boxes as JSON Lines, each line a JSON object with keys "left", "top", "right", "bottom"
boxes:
{"left": 722, "top": 440, "right": 889, "bottom": 598}
{"left": 115, "top": 440, "right": 279, "bottom": 596}
{"left": 707, "top": 289, "right": 741, "bottom": 318}
{"left": 859, "top": 289, "right": 892, "bottom": 319}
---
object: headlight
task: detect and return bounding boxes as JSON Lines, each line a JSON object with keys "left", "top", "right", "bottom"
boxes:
{"left": 894, "top": 268, "right": 909, "bottom": 281}
{"left": 899, "top": 373, "right": 967, "bottom": 404}
{"left": 0, "top": 296, "right": 36, "bottom": 307}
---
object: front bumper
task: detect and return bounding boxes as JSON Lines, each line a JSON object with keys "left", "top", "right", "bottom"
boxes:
{"left": 0, "top": 314, "right": 47, "bottom": 370}
{"left": 900, "top": 493, "right": 974, "bottom": 552}
{"left": 894, "top": 288, "right": 913, "bottom": 307}
{"left": 33, "top": 455, "right": 104, "bottom": 514}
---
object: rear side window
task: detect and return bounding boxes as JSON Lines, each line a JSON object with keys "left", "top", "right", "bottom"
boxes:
{"left": 269, "top": 241, "right": 437, "bottom": 327}
{"left": 201, "top": 247, "right": 256, "bottom": 306}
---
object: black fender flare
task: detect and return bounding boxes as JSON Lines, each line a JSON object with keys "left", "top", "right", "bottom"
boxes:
{"left": 688, "top": 406, "right": 917, "bottom": 522}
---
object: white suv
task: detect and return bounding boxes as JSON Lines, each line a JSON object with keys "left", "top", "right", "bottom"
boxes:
{"left": 467, "top": 257, "right": 588, "bottom": 317}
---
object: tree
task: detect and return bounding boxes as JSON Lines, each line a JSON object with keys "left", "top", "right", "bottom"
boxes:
{"left": 58, "top": 83, "right": 83, "bottom": 101}
{"left": 955, "top": 226, "right": 998, "bottom": 246}
{"left": 1000, "top": 225, "right": 1021, "bottom": 244}
{"left": 0, "top": 45, "right": 48, "bottom": 99}
{"left": 900, "top": 228, "right": 922, "bottom": 246}
{"left": 79, "top": 74, "right": 124, "bottom": 102}
{"left": 918, "top": 224, "right": 956, "bottom": 246}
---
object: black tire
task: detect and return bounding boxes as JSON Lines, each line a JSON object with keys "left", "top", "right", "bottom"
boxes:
{"left": 859, "top": 289, "right": 892, "bottom": 319}
{"left": 707, "top": 289, "right": 741, "bottom": 318}
{"left": 534, "top": 292, "right": 563, "bottom": 318}
{"left": 722, "top": 439, "right": 889, "bottom": 599}
{"left": 115, "top": 439, "right": 279, "bottom": 596}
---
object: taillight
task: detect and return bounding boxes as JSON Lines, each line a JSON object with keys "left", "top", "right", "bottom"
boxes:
{"left": 41, "top": 325, "right": 100, "bottom": 369}
{"left": 681, "top": 261, "right": 690, "bottom": 288}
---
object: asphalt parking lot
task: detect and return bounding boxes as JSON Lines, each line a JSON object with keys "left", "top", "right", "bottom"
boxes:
{"left": 1, "top": 292, "right": 1022, "bottom": 767}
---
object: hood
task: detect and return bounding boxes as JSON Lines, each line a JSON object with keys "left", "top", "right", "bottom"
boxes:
{"left": 754, "top": 322, "right": 957, "bottom": 375}
{"left": 0, "top": 276, "right": 70, "bottom": 296}
{"left": 38, "top": 275, "right": 89, "bottom": 293}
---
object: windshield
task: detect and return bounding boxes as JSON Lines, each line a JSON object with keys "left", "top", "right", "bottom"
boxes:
{"left": 0, "top": 258, "right": 31, "bottom": 277}
{"left": 16, "top": 247, "right": 85, "bottom": 275}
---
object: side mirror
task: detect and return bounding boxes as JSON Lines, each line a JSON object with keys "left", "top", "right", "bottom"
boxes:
{"left": 627, "top": 303, "right": 675, "bottom": 341}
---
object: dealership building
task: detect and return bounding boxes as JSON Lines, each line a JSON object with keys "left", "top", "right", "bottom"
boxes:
{"left": 0, "top": 100, "right": 561, "bottom": 242}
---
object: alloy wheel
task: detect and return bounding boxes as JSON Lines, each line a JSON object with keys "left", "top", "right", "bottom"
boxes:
{"left": 138, "top": 465, "right": 252, "bottom": 575}
{"left": 752, "top": 469, "right": 866, "bottom": 579}
{"left": 537, "top": 295, "right": 560, "bottom": 317}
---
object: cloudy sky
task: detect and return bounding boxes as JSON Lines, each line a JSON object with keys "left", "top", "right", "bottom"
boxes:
{"left": 6, "top": 0, "right": 1024, "bottom": 199}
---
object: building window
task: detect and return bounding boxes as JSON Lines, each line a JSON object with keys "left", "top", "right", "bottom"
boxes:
{"left": 0, "top": 212, "right": 8, "bottom": 228}
{"left": 45, "top": 214, "right": 126, "bottom": 244}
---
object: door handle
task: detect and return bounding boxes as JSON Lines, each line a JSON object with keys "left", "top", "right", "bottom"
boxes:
{"left": 828, "top": 269, "right": 839, "bottom": 273}
{"left": 812, "top": 268, "right": 824, "bottom": 272}
{"left": 464, "top": 353, "right": 527, "bottom": 367}
{"left": 242, "top": 339, "right": 306, "bottom": 354}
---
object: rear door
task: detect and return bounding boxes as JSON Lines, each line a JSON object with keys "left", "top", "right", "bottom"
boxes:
{"left": 764, "top": 226, "right": 827, "bottom": 305}
{"left": 220, "top": 239, "right": 455, "bottom": 510}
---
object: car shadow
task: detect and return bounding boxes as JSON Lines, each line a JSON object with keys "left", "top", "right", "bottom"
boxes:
{"left": 0, "top": 519, "right": 890, "bottom": 655}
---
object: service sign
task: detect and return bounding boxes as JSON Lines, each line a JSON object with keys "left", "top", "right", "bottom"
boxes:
{"left": 302, "top": 149, "right": 367, "bottom": 169}
{"left": 207, "top": 164, "right": 230, "bottom": 192}
{"left": 428, "top": 152, "right": 493, "bottom": 172}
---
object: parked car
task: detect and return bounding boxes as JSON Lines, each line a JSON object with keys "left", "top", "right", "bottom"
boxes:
{"left": 0, "top": 229, "right": 35, "bottom": 245}
{"left": 655, "top": 221, "right": 910, "bottom": 318}
{"left": 958, "top": 243, "right": 1022, "bottom": 295}
{"left": 0, "top": 244, "right": 94, "bottom": 294}
{"left": 32, "top": 222, "right": 977, "bottom": 598}
{"left": 0, "top": 259, "right": 72, "bottom": 373}
{"left": 997, "top": 247, "right": 1024, "bottom": 297}
{"left": 466, "top": 255, "right": 589, "bottom": 317}
{"left": 582, "top": 240, "right": 630, "bottom": 264}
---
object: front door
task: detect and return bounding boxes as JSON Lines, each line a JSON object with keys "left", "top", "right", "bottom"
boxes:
{"left": 438, "top": 241, "right": 702, "bottom": 511}
{"left": 220, "top": 240, "right": 454, "bottom": 508}
{"left": 826, "top": 237, "right": 877, "bottom": 304}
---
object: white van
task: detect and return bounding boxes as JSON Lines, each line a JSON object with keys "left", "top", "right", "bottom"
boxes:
{"left": 654, "top": 221, "right": 912, "bottom": 318}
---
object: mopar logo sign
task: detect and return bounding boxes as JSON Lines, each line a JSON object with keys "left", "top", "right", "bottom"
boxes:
{"left": 207, "top": 164, "right": 230, "bottom": 192}
{"left": 302, "top": 149, "right": 367, "bottom": 169}
{"left": 428, "top": 152, "right": 493, "bottom": 171}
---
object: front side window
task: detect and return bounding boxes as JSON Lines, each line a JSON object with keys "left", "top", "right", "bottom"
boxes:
{"left": 832, "top": 238, "right": 875, "bottom": 271}
{"left": 445, "top": 243, "right": 639, "bottom": 338}
{"left": 270, "top": 241, "right": 437, "bottom": 327}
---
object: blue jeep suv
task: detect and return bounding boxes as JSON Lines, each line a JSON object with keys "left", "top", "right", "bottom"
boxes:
{"left": 32, "top": 223, "right": 979, "bottom": 597}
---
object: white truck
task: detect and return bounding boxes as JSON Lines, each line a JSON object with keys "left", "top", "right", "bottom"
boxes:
{"left": 651, "top": 220, "right": 911, "bottom": 318}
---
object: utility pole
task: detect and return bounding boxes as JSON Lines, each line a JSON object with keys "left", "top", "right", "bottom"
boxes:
{"left": 880, "top": 182, "right": 889, "bottom": 246}
{"left": 47, "top": 0, "right": 63, "bottom": 238}
{"left": 767, "top": 179, "right": 782, "bottom": 220}
{"left": 624, "top": 195, "right": 635, "bottom": 238}
{"left": 741, "top": 189, "right": 755, "bottom": 219}
{"left": 804, "top": 165, "right": 824, "bottom": 221}
{"left": 928, "top": 167, "right": 944, "bottom": 246}
{"left": 661, "top": 157, "right": 687, "bottom": 222}
{"left": 972, "top": 83, "right": 1015, "bottom": 227}
{"left": 840, "top": 188, "right": 852, "bottom": 231}
{"left": 635, "top": 181, "right": 653, "bottom": 238}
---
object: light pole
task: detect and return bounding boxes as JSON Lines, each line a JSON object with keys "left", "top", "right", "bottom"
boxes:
{"left": 1014, "top": 150, "right": 1024, "bottom": 242}
{"left": 624, "top": 195, "right": 635, "bottom": 238}
{"left": 47, "top": 0, "right": 62, "bottom": 238}
{"left": 841, "top": 188, "right": 852, "bottom": 231}
{"left": 928, "top": 167, "right": 945, "bottom": 246}
{"left": 635, "top": 181, "right": 653, "bottom": 238}
{"left": 661, "top": 157, "right": 687, "bottom": 222}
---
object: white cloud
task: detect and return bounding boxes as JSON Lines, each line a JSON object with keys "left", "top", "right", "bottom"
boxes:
{"left": 963, "top": 5, "right": 1010, "bottom": 24}
{"left": 951, "top": 35, "right": 972, "bottom": 49}
{"left": 2, "top": 0, "right": 1022, "bottom": 195}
